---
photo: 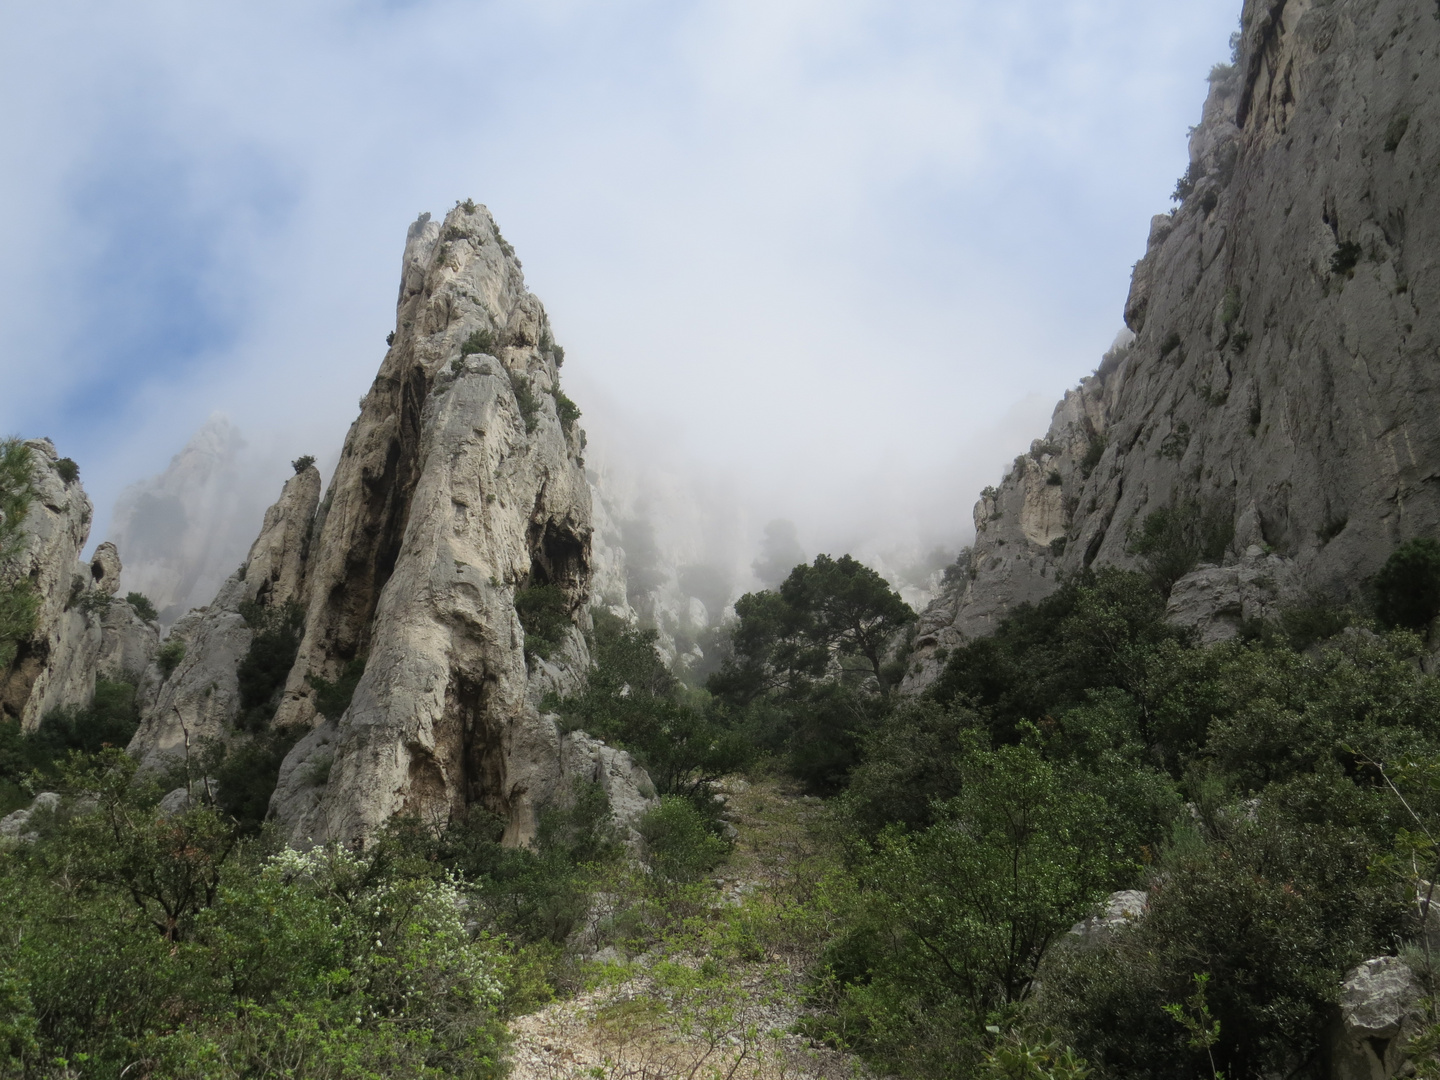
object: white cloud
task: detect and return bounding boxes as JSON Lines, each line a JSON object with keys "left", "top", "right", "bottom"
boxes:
{"left": 0, "top": 0, "right": 1239, "bottom": 567}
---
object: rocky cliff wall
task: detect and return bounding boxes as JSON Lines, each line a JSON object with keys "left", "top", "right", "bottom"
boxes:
{"left": 129, "top": 203, "right": 651, "bottom": 846}
{"left": 0, "top": 440, "right": 158, "bottom": 726}
{"left": 907, "top": 0, "right": 1440, "bottom": 688}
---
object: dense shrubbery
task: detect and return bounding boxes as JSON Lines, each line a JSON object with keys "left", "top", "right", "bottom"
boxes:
{"left": 707, "top": 554, "right": 914, "bottom": 793}
{"left": 555, "top": 610, "right": 751, "bottom": 799}
{"left": 796, "top": 560, "right": 1440, "bottom": 1079}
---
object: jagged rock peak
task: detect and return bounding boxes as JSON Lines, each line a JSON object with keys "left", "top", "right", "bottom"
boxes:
{"left": 0, "top": 440, "right": 158, "bottom": 728}
{"left": 268, "top": 200, "right": 608, "bottom": 846}
{"left": 907, "top": 0, "right": 1440, "bottom": 688}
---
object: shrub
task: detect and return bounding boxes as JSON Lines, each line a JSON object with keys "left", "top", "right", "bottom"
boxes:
{"left": 553, "top": 389, "right": 581, "bottom": 433}
{"left": 1159, "top": 421, "right": 1192, "bottom": 461}
{"left": 309, "top": 655, "right": 366, "bottom": 721}
{"left": 1221, "top": 287, "right": 1240, "bottom": 327}
{"left": 291, "top": 455, "right": 316, "bottom": 473}
{"left": 509, "top": 371, "right": 541, "bottom": 433}
{"left": 207, "top": 724, "right": 305, "bottom": 833}
{"left": 638, "top": 797, "right": 728, "bottom": 885}
{"left": 236, "top": 601, "right": 305, "bottom": 731}
{"left": 1128, "top": 501, "right": 1233, "bottom": 592}
{"left": 1373, "top": 537, "right": 1440, "bottom": 630}
{"left": 1330, "top": 241, "right": 1362, "bottom": 277}
{"left": 461, "top": 327, "right": 495, "bottom": 356}
{"left": 126, "top": 591, "right": 158, "bottom": 623}
{"left": 158, "top": 638, "right": 186, "bottom": 678}
{"left": 513, "top": 583, "right": 570, "bottom": 660}
{"left": 1159, "top": 331, "right": 1183, "bottom": 358}
{"left": 29, "top": 679, "right": 141, "bottom": 761}
{"left": 54, "top": 458, "right": 79, "bottom": 484}
{"left": 1079, "top": 434, "right": 1107, "bottom": 479}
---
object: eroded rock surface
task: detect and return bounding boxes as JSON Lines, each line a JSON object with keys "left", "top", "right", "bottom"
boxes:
{"left": 907, "top": 0, "right": 1440, "bottom": 687}
{"left": 1, "top": 441, "right": 158, "bottom": 727}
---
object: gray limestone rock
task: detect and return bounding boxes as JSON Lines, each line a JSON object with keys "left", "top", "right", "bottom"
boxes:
{"left": 1327, "top": 956, "right": 1424, "bottom": 1080}
{"left": 127, "top": 466, "right": 321, "bottom": 771}
{"left": 0, "top": 792, "right": 61, "bottom": 843}
{"left": 906, "top": 0, "right": 1440, "bottom": 684}
{"left": 1, "top": 444, "right": 159, "bottom": 727}
{"left": 1068, "top": 890, "right": 1148, "bottom": 946}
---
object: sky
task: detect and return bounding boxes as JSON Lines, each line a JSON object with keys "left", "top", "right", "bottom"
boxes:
{"left": 0, "top": 0, "right": 1240, "bottom": 573}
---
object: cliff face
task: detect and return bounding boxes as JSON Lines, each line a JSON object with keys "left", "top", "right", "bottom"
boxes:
{"left": 908, "top": 0, "right": 1440, "bottom": 687}
{"left": 0, "top": 440, "right": 158, "bottom": 727}
{"left": 130, "top": 203, "right": 644, "bottom": 846}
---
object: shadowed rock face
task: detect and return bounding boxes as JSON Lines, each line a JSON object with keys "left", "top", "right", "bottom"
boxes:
{"left": 907, "top": 0, "right": 1440, "bottom": 686}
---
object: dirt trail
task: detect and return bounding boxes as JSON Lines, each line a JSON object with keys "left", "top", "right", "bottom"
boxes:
{"left": 506, "top": 779, "right": 864, "bottom": 1080}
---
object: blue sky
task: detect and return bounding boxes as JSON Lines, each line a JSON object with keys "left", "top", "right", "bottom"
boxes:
{"left": 0, "top": 0, "right": 1239, "bottom": 559}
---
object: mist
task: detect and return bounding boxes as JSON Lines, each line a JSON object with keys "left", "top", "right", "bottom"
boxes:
{"left": 0, "top": 0, "right": 1240, "bottom": 616}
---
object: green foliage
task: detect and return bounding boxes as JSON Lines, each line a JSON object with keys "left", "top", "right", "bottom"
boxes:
{"left": 817, "top": 739, "right": 1126, "bottom": 1077}
{"left": 637, "top": 796, "right": 728, "bottom": 885}
{"left": 1330, "top": 240, "right": 1362, "bottom": 277}
{"left": 0, "top": 439, "right": 38, "bottom": 672}
{"left": 1159, "top": 421, "right": 1191, "bottom": 461}
{"left": 708, "top": 554, "right": 913, "bottom": 793}
{"left": 29, "top": 679, "right": 141, "bottom": 762}
{"left": 514, "top": 583, "right": 570, "bottom": 661}
{"left": 1159, "top": 330, "right": 1183, "bottom": 358}
{"left": 1372, "top": 537, "right": 1440, "bottom": 630}
{"left": 53, "top": 457, "right": 79, "bottom": 485}
{"left": 308, "top": 655, "right": 366, "bottom": 721}
{"left": 235, "top": 601, "right": 305, "bottom": 732}
{"left": 291, "top": 454, "right": 316, "bottom": 473}
{"left": 158, "top": 638, "right": 186, "bottom": 678}
{"left": 982, "top": 1031, "right": 1092, "bottom": 1079}
{"left": 1220, "top": 287, "right": 1240, "bottom": 327}
{"left": 461, "top": 327, "right": 496, "bottom": 356}
{"left": 1128, "top": 501, "right": 1233, "bottom": 593}
{"left": 509, "top": 371, "right": 541, "bottom": 433}
{"left": 125, "top": 591, "right": 158, "bottom": 623}
{"left": 0, "top": 773, "right": 511, "bottom": 1078}
{"left": 1078, "top": 434, "right": 1106, "bottom": 480}
{"left": 557, "top": 610, "right": 752, "bottom": 799}
{"left": 207, "top": 724, "right": 305, "bottom": 834}
{"left": 553, "top": 388, "right": 581, "bottom": 432}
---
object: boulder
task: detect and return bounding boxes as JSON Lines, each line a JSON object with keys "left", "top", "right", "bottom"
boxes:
{"left": 1068, "top": 889, "right": 1148, "bottom": 945}
{"left": 1327, "top": 957, "right": 1424, "bottom": 1080}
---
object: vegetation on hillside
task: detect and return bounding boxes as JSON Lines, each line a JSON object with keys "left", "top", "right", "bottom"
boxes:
{"left": 6, "top": 530, "right": 1440, "bottom": 1079}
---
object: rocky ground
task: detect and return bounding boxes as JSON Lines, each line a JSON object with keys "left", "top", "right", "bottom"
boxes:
{"left": 506, "top": 778, "right": 866, "bottom": 1080}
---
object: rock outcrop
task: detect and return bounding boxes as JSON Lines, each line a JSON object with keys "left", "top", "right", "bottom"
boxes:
{"left": 128, "top": 465, "right": 320, "bottom": 770}
{"left": 130, "top": 203, "right": 654, "bottom": 846}
{"left": 908, "top": 0, "right": 1440, "bottom": 685}
{"left": 0, "top": 440, "right": 158, "bottom": 727}
{"left": 1327, "top": 956, "right": 1424, "bottom": 1080}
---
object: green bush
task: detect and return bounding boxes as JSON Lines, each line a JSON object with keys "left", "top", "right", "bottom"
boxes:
{"left": 509, "top": 371, "right": 541, "bottom": 433}
{"left": 125, "top": 591, "right": 158, "bottom": 623}
{"left": 461, "top": 327, "right": 495, "bottom": 356}
{"left": 638, "top": 796, "right": 727, "bottom": 885}
{"left": 0, "top": 439, "right": 38, "bottom": 671}
{"left": 309, "top": 655, "right": 366, "bottom": 721}
{"left": 557, "top": 610, "right": 752, "bottom": 799}
{"left": 513, "top": 583, "right": 570, "bottom": 660}
{"left": 291, "top": 454, "right": 316, "bottom": 473}
{"left": 1079, "top": 434, "right": 1106, "bottom": 480}
{"left": 1128, "top": 501, "right": 1233, "bottom": 592}
{"left": 158, "top": 638, "right": 186, "bottom": 678}
{"left": 1330, "top": 241, "right": 1362, "bottom": 277}
{"left": 553, "top": 389, "right": 581, "bottom": 432}
{"left": 1372, "top": 537, "right": 1440, "bottom": 630}
{"left": 235, "top": 601, "right": 305, "bottom": 731}
{"left": 54, "top": 457, "right": 79, "bottom": 485}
